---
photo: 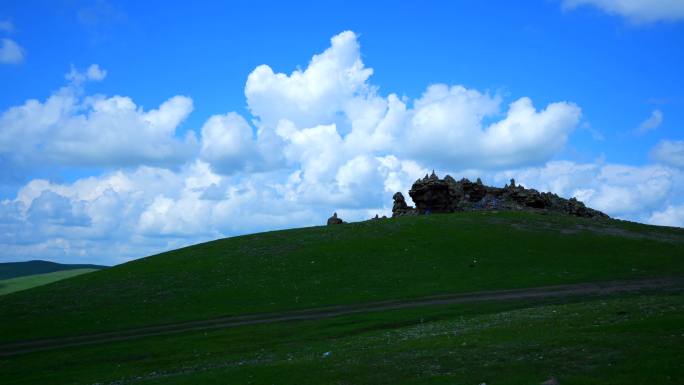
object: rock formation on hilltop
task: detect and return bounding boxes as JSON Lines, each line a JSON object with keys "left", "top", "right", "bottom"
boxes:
{"left": 327, "top": 212, "right": 344, "bottom": 225}
{"left": 392, "top": 172, "right": 608, "bottom": 219}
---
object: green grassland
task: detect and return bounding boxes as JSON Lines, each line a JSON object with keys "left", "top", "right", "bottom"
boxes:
{"left": 0, "top": 269, "right": 99, "bottom": 296}
{"left": 2, "top": 290, "right": 682, "bottom": 384}
{"left": 1, "top": 211, "right": 683, "bottom": 343}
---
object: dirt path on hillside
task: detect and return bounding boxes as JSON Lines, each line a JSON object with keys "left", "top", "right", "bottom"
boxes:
{"left": 1, "top": 277, "right": 681, "bottom": 357}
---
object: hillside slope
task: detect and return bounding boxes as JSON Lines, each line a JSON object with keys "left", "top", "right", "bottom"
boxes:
{"left": 1, "top": 211, "right": 682, "bottom": 344}
{"left": 0, "top": 269, "right": 100, "bottom": 296}
{"left": 0, "top": 260, "right": 107, "bottom": 280}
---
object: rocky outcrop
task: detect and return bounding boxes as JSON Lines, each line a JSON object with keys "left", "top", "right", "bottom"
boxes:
{"left": 392, "top": 192, "right": 416, "bottom": 217}
{"left": 392, "top": 172, "right": 608, "bottom": 219}
{"left": 327, "top": 212, "right": 344, "bottom": 225}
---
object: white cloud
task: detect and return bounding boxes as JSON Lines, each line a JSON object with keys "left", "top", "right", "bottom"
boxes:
{"left": 5, "top": 156, "right": 683, "bottom": 264}
{"left": 651, "top": 140, "right": 684, "bottom": 168}
{"left": 86, "top": 64, "right": 107, "bottom": 81}
{"left": 636, "top": 110, "right": 663, "bottom": 134}
{"left": 588, "top": 164, "right": 675, "bottom": 216}
{"left": 199, "top": 112, "right": 256, "bottom": 174}
{"left": 4, "top": 30, "right": 683, "bottom": 265}
{"left": 563, "top": 0, "right": 684, "bottom": 23}
{"left": 406, "top": 87, "right": 581, "bottom": 168}
{"left": 0, "top": 158, "right": 421, "bottom": 263}
{"left": 3, "top": 165, "right": 204, "bottom": 264}
{"left": 649, "top": 205, "right": 684, "bottom": 227}
{"left": 0, "top": 69, "right": 197, "bottom": 170}
{"left": 493, "top": 161, "right": 681, "bottom": 220}
{"left": 27, "top": 191, "right": 91, "bottom": 227}
{"left": 65, "top": 64, "right": 108, "bottom": 84}
{"left": 334, "top": 155, "right": 390, "bottom": 207}
{"left": 237, "top": 31, "right": 583, "bottom": 176}
{"left": 0, "top": 38, "right": 24, "bottom": 64}
{"left": 245, "top": 30, "right": 373, "bottom": 128}
{"left": 276, "top": 121, "right": 345, "bottom": 183}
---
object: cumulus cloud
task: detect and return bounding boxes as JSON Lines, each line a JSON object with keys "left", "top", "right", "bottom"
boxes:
{"left": 651, "top": 140, "right": 684, "bottom": 168}
{"left": 245, "top": 31, "right": 373, "bottom": 129}
{"left": 212, "top": 31, "right": 583, "bottom": 177}
{"left": 0, "top": 38, "right": 24, "bottom": 64}
{"left": 636, "top": 110, "right": 663, "bottom": 134}
{"left": 0, "top": 158, "right": 422, "bottom": 263}
{"left": 199, "top": 112, "right": 257, "bottom": 174}
{"left": 492, "top": 161, "right": 681, "bottom": 221}
{"left": 5, "top": 156, "right": 683, "bottom": 264}
{"left": 575, "top": 164, "right": 675, "bottom": 217}
{"left": 406, "top": 87, "right": 581, "bottom": 168}
{"left": 27, "top": 191, "right": 91, "bottom": 227}
{"left": 563, "top": 0, "right": 684, "bottom": 23}
{"left": 0, "top": 66, "right": 197, "bottom": 170}
{"left": 649, "top": 205, "right": 684, "bottom": 227}
{"left": 4, "top": 30, "right": 683, "bottom": 265}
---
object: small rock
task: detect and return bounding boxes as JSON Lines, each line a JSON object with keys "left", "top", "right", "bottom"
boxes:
{"left": 541, "top": 377, "right": 559, "bottom": 385}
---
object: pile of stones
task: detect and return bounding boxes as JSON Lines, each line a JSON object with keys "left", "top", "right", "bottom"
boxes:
{"left": 392, "top": 171, "right": 608, "bottom": 219}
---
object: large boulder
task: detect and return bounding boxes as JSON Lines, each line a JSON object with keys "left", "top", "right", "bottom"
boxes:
{"left": 408, "top": 171, "right": 456, "bottom": 214}
{"left": 392, "top": 192, "right": 408, "bottom": 212}
{"left": 326, "top": 212, "right": 344, "bottom": 225}
{"left": 392, "top": 192, "right": 417, "bottom": 217}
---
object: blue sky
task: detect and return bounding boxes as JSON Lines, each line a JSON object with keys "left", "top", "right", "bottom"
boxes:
{"left": 1, "top": 0, "right": 684, "bottom": 265}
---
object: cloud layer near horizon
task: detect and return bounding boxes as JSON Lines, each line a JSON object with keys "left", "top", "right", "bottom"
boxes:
{"left": 1, "top": 31, "right": 683, "bottom": 265}
{"left": 563, "top": 0, "right": 684, "bottom": 23}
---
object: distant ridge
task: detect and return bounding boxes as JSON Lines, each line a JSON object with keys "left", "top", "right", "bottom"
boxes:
{"left": 0, "top": 260, "right": 108, "bottom": 280}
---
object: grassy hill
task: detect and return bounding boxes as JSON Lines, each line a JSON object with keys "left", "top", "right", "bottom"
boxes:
{"left": 0, "top": 269, "right": 100, "bottom": 296}
{"left": 1, "top": 211, "right": 682, "bottom": 344}
{"left": 0, "top": 260, "right": 107, "bottom": 280}
{"left": 1, "top": 211, "right": 683, "bottom": 384}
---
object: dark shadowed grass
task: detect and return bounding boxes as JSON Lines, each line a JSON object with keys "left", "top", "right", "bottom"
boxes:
{"left": 1, "top": 211, "right": 682, "bottom": 343}
{"left": 2, "top": 290, "right": 682, "bottom": 385}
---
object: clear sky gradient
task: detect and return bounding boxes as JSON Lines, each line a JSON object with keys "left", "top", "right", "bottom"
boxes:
{"left": 1, "top": 0, "right": 683, "bottom": 264}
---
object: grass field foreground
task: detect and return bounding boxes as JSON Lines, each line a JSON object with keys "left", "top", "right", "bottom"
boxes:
{"left": 1, "top": 290, "right": 682, "bottom": 385}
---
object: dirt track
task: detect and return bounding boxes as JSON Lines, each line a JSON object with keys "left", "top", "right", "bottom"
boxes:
{"left": 1, "top": 277, "right": 681, "bottom": 357}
